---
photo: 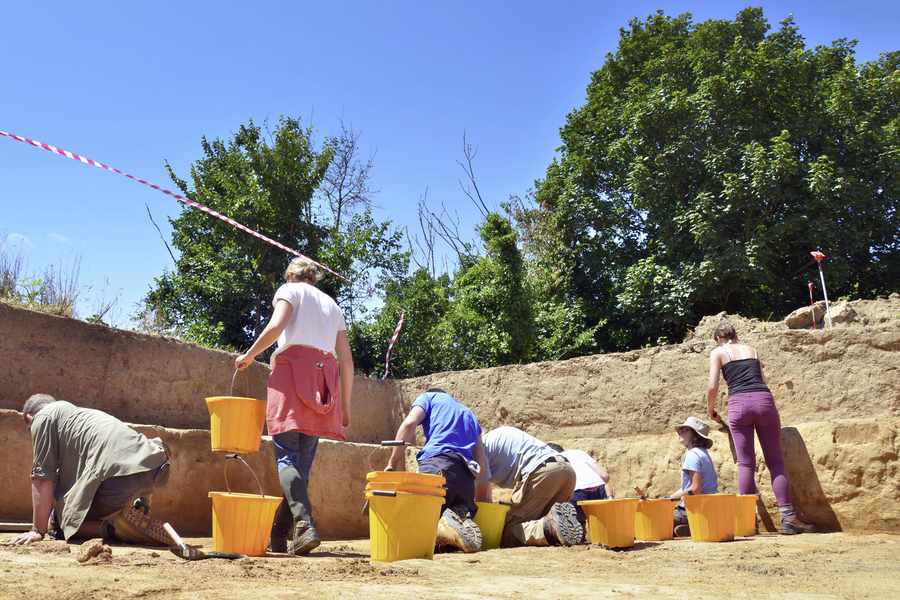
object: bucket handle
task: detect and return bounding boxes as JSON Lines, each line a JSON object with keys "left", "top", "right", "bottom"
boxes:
{"left": 361, "top": 489, "right": 398, "bottom": 515}
{"left": 230, "top": 368, "right": 244, "bottom": 397}
{"left": 362, "top": 441, "right": 413, "bottom": 514}
{"left": 223, "top": 453, "right": 266, "bottom": 497}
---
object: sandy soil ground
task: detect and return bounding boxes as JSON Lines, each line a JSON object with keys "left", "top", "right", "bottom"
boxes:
{"left": 1, "top": 532, "right": 898, "bottom": 599}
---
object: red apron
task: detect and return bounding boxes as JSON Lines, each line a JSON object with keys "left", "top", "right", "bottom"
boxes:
{"left": 266, "top": 344, "right": 346, "bottom": 441}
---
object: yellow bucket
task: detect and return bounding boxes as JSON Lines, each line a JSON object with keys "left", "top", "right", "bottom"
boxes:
{"left": 366, "top": 471, "right": 446, "bottom": 488}
{"left": 684, "top": 494, "right": 737, "bottom": 542}
{"left": 473, "top": 502, "right": 510, "bottom": 550}
{"left": 365, "top": 482, "right": 446, "bottom": 497}
{"left": 578, "top": 499, "right": 639, "bottom": 548}
{"left": 735, "top": 495, "right": 758, "bottom": 536}
{"left": 635, "top": 499, "right": 677, "bottom": 541}
{"left": 205, "top": 396, "right": 267, "bottom": 454}
{"left": 208, "top": 492, "right": 282, "bottom": 556}
{"left": 367, "top": 491, "right": 444, "bottom": 562}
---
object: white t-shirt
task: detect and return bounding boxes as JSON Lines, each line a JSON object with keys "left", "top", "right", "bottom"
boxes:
{"left": 561, "top": 449, "right": 607, "bottom": 491}
{"left": 272, "top": 282, "right": 346, "bottom": 355}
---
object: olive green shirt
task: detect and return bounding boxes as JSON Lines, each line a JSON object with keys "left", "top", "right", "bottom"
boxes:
{"left": 30, "top": 401, "right": 167, "bottom": 539}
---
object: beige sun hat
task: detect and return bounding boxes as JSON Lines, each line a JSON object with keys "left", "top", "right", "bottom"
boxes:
{"left": 676, "top": 416, "right": 713, "bottom": 443}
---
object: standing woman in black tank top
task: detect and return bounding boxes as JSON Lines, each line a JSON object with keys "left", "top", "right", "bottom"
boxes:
{"left": 706, "top": 322, "right": 814, "bottom": 535}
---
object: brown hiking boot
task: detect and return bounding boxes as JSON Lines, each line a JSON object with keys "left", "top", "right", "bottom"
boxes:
{"left": 435, "top": 508, "right": 482, "bottom": 553}
{"left": 289, "top": 521, "right": 321, "bottom": 556}
{"left": 543, "top": 502, "right": 584, "bottom": 546}
{"left": 780, "top": 516, "right": 816, "bottom": 535}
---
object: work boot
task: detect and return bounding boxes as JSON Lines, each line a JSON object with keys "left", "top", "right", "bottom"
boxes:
{"left": 780, "top": 516, "right": 816, "bottom": 535}
{"left": 106, "top": 506, "right": 172, "bottom": 546}
{"left": 435, "top": 508, "right": 482, "bottom": 553}
{"left": 542, "top": 502, "right": 584, "bottom": 546}
{"left": 289, "top": 520, "right": 321, "bottom": 556}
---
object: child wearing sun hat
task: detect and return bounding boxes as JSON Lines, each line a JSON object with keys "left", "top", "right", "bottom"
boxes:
{"left": 668, "top": 416, "right": 719, "bottom": 537}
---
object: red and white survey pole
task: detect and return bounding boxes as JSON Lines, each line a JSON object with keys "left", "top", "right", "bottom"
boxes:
{"left": 810, "top": 251, "right": 832, "bottom": 329}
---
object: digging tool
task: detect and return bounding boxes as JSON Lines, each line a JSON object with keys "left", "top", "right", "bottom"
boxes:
{"left": 163, "top": 522, "right": 243, "bottom": 561}
{"left": 634, "top": 486, "right": 648, "bottom": 500}
{"left": 712, "top": 415, "right": 777, "bottom": 533}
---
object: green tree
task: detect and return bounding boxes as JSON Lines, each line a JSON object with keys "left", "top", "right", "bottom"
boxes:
{"left": 140, "top": 117, "right": 406, "bottom": 353}
{"left": 357, "top": 268, "right": 451, "bottom": 377}
{"left": 533, "top": 8, "right": 899, "bottom": 349}
{"left": 435, "top": 213, "right": 534, "bottom": 370}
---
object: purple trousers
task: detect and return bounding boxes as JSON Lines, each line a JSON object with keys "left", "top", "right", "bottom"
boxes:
{"left": 727, "top": 391, "right": 791, "bottom": 506}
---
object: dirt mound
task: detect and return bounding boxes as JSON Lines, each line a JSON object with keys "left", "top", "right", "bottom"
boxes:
{"left": 688, "top": 295, "right": 900, "bottom": 339}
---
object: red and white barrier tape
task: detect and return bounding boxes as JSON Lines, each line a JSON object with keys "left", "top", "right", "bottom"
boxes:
{"left": 382, "top": 310, "right": 405, "bottom": 380}
{"left": 0, "top": 130, "right": 347, "bottom": 282}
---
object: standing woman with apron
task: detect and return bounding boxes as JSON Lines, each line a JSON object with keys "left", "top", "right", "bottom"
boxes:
{"left": 235, "top": 257, "right": 354, "bottom": 555}
{"left": 706, "top": 322, "right": 814, "bottom": 535}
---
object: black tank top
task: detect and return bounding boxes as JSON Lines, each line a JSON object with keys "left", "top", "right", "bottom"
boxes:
{"left": 720, "top": 346, "right": 770, "bottom": 395}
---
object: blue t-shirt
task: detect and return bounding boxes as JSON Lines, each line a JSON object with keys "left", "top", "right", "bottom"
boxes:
{"left": 413, "top": 392, "right": 481, "bottom": 463}
{"left": 681, "top": 447, "right": 719, "bottom": 495}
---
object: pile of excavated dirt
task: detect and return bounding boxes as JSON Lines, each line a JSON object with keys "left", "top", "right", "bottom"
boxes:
{"left": 1, "top": 534, "right": 898, "bottom": 599}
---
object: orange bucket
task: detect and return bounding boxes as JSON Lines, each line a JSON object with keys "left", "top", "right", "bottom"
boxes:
{"left": 684, "top": 494, "right": 737, "bottom": 542}
{"left": 735, "top": 495, "right": 758, "bottom": 536}
{"left": 208, "top": 454, "right": 281, "bottom": 556}
{"left": 578, "top": 499, "right": 639, "bottom": 548}
{"left": 208, "top": 492, "right": 282, "bottom": 556}
{"left": 205, "top": 396, "right": 266, "bottom": 454}
{"left": 635, "top": 499, "right": 677, "bottom": 541}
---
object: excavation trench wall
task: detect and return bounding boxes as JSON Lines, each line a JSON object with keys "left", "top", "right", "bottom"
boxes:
{"left": 398, "top": 298, "right": 900, "bottom": 533}
{"left": 1, "top": 298, "right": 898, "bottom": 534}
{"left": 0, "top": 410, "right": 390, "bottom": 538}
{"left": 0, "top": 303, "right": 398, "bottom": 443}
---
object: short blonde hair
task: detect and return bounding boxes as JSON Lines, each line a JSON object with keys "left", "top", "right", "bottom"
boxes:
{"left": 284, "top": 257, "right": 322, "bottom": 284}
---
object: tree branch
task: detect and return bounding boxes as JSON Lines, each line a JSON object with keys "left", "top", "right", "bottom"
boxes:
{"left": 146, "top": 204, "right": 177, "bottom": 266}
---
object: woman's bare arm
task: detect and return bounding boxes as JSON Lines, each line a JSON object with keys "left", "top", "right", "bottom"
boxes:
{"left": 335, "top": 329, "right": 354, "bottom": 428}
{"left": 706, "top": 349, "right": 723, "bottom": 422}
{"left": 234, "top": 300, "right": 293, "bottom": 369}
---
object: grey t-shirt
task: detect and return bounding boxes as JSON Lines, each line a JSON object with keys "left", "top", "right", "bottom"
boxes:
{"left": 30, "top": 401, "right": 168, "bottom": 539}
{"left": 482, "top": 426, "right": 558, "bottom": 489}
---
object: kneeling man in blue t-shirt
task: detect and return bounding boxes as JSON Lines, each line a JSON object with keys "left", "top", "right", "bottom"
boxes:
{"left": 386, "top": 388, "right": 488, "bottom": 553}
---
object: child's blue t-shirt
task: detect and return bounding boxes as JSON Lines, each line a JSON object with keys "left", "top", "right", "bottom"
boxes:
{"left": 413, "top": 391, "right": 481, "bottom": 463}
{"left": 681, "top": 447, "right": 719, "bottom": 494}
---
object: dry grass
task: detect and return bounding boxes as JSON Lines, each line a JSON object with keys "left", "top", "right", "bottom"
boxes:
{"left": 0, "top": 241, "right": 81, "bottom": 317}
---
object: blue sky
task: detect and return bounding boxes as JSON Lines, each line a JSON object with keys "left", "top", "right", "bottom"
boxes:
{"left": 2, "top": 1, "right": 897, "bottom": 327}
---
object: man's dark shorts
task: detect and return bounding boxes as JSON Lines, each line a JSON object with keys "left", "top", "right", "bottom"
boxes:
{"left": 86, "top": 462, "right": 171, "bottom": 520}
{"left": 417, "top": 453, "right": 477, "bottom": 519}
